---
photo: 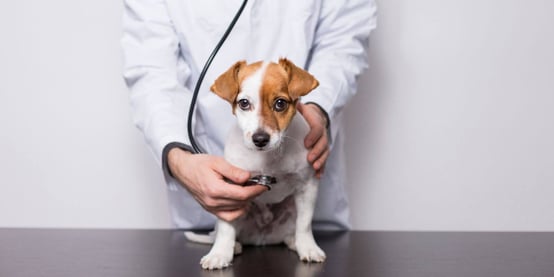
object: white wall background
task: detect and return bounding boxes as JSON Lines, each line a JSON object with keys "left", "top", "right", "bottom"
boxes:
{"left": 1, "top": 0, "right": 553, "bottom": 231}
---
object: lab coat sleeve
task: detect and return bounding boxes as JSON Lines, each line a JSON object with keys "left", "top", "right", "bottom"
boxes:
{"left": 121, "top": 0, "right": 192, "bottom": 167}
{"left": 302, "top": 0, "right": 377, "bottom": 141}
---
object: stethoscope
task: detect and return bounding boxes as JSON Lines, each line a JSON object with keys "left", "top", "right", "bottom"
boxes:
{"left": 186, "top": 0, "right": 276, "bottom": 189}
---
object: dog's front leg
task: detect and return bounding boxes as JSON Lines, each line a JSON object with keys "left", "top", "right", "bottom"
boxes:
{"left": 200, "top": 220, "right": 236, "bottom": 270}
{"left": 293, "top": 177, "right": 326, "bottom": 262}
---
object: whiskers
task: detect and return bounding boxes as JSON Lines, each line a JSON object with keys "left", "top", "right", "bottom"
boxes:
{"left": 281, "top": 134, "right": 305, "bottom": 149}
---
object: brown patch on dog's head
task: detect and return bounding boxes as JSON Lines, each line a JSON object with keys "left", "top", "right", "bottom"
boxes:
{"left": 257, "top": 59, "right": 319, "bottom": 133}
{"left": 211, "top": 59, "right": 319, "bottom": 151}
{"left": 211, "top": 61, "right": 265, "bottom": 112}
{"left": 236, "top": 61, "right": 264, "bottom": 82}
{"left": 258, "top": 62, "right": 295, "bottom": 133}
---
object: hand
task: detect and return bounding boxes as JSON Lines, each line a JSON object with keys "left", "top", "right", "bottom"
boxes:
{"left": 297, "top": 102, "right": 330, "bottom": 178}
{"left": 167, "top": 148, "right": 268, "bottom": 222}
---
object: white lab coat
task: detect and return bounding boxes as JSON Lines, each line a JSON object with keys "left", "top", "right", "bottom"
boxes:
{"left": 122, "top": 0, "right": 377, "bottom": 230}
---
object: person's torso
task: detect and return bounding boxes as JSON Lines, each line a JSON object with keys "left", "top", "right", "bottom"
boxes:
{"left": 165, "top": 0, "right": 323, "bottom": 153}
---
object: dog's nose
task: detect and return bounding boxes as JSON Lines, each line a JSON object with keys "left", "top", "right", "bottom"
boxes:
{"left": 252, "top": 132, "right": 270, "bottom": 148}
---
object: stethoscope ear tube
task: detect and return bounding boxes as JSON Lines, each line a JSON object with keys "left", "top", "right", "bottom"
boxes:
{"left": 187, "top": 0, "right": 249, "bottom": 154}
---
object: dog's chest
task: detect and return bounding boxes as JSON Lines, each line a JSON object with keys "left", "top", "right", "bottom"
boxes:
{"left": 224, "top": 127, "right": 312, "bottom": 204}
{"left": 231, "top": 151, "right": 311, "bottom": 203}
{"left": 255, "top": 171, "right": 307, "bottom": 203}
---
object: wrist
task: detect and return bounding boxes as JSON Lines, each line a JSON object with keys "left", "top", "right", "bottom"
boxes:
{"left": 305, "top": 102, "right": 330, "bottom": 130}
{"left": 162, "top": 142, "right": 194, "bottom": 178}
{"left": 168, "top": 146, "right": 191, "bottom": 164}
{"left": 304, "top": 102, "right": 333, "bottom": 145}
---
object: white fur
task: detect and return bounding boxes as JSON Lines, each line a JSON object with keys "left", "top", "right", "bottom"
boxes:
{"left": 235, "top": 62, "right": 283, "bottom": 151}
{"left": 235, "top": 62, "right": 268, "bottom": 150}
{"left": 190, "top": 63, "right": 325, "bottom": 270}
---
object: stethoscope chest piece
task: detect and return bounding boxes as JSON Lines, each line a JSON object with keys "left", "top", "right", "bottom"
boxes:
{"left": 245, "top": 175, "right": 277, "bottom": 191}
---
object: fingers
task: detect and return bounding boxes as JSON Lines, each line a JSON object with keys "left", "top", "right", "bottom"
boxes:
{"left": 197, "top": 172, "right": 266, "bottom": 207}
{"left": 214, "top": 181, "right": 268, "bottom": 201}
{"left": 216, "top": 207, "right": 249, "bottom": 222}
{"left": 307, "top": 132, "right": 329, "bottom": 164}
{"left": 298, "top": 102, "right": 331, "bottom": 176}
{"left": 211, "top": 157, "right": 268, "bottom": 199}
{"left": 203, "top": 182, "right": 267, "bottom": 222}
{"left": 201, "top": 160, "right": 267, "bottom": 221}
{"left": 306, "top": 127, "right": 329, "bottom": 176}
{"left": 309, "top": 138, "right": 329, "bottom": 179}
{"left": 196, "top": 180, "right": 266, "bottom": 222}
{"left": 315, "top": 166, "right": 325, "bottom": 179}
{"left": 170, "top": 152, "right": 268, "bottom": 222}
{"left": 198, "top": 195, "right": 249, "bottom": 222}
{"left": 297, "top": 103, "right": 325, "bottom": 148}
{"left": 212, "top": 157, "right": 250, "bottom": 184}
{"left": 305, "top": 126, "right": 324, "bottom": 150}
{"left": 312, "top": 144, "right": 330, "bottom": 172}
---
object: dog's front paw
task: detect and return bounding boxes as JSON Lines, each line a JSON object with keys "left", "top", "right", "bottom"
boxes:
{"left": 296, "top": 243, "right": 326, "bottom": 263}
{"left": 200, "top": 252, "right": 233, "bottom": 270}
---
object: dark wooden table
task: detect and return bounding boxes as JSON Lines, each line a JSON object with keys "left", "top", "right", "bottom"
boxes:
{"left": 1, "top": 229, "right": 553, "bottom": 277}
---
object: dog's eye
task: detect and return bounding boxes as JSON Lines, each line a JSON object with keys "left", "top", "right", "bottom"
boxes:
{"left": 273, "top": 98, "right": 289, "bottom": 112}
{"left": 238, "top": 99, "right": 250, "bottom": 110}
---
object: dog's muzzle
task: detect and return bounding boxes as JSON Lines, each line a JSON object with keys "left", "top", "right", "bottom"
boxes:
{"left": 252, "top": 131, "right": 270, "bottom": 148}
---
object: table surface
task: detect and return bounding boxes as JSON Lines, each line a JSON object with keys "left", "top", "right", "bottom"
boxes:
{"left": 1, "top": 229, "right": 554, "bottom": 277}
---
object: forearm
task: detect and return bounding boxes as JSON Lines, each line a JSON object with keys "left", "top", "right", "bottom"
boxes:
{"left": 122, "top": 0, "right": 194, "bottom": 166}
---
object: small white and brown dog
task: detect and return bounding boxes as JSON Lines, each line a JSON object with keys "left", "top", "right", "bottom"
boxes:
{"left": 185, "top": 58, "right": 326, "bottom": 270}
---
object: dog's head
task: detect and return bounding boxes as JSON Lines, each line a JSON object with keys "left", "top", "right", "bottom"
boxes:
{"left": 211, "top": 58, "right": 319, "bottom": 151}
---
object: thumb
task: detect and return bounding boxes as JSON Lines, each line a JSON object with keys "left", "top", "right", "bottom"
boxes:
{"left": 213, "top": 158, "right": 250, "bottom": 184}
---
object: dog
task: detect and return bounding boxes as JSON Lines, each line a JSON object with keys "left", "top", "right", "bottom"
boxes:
{"left": 186, "top": 58, "right": 325, "bottom": 270}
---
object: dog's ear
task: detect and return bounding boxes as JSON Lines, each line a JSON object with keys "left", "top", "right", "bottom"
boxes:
{"left": 211, "top": 60, "right": 246, "bottom": 104}
{"left": 278, "top": 58, "right": 319, "bottom": 100}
